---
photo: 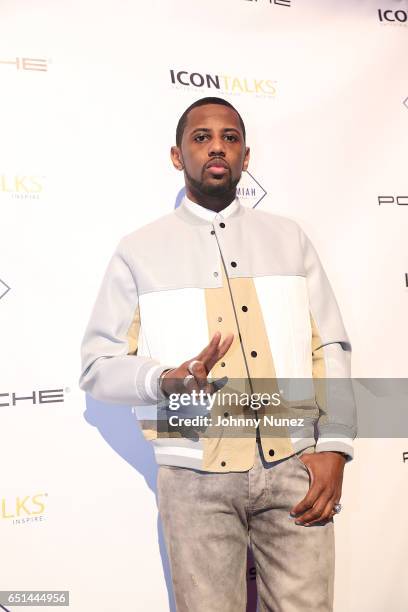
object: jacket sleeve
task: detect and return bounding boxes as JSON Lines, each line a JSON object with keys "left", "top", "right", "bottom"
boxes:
{"left": 78, "top": 238, "right": 172, "bottom": 406}
{"left": 299, "top": 226, "right": 357, "bottom": 461}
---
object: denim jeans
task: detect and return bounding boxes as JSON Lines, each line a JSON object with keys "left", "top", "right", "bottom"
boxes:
{"left": 157, "top": 438, "right": 334, "bottom": 612}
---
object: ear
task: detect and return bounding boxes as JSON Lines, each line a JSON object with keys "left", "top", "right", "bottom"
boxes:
{"left": 170, "top": 146, "right": 184, "bottom": 171}
{"left": 242, "top": 146, "right": 250, "bottom": 172}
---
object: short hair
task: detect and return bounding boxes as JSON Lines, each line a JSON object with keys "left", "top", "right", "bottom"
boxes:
{"left": 176, "top": 96, "right": 246, "bottom": 147}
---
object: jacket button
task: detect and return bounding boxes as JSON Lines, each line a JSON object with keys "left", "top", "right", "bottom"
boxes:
{"left": 217, "top": 316, "right": 223, "bottom": 322}
{"left": 242, "top": 305, "right": 248, "bottom": 312}
{"left": 221, "top": 461, "right": 226, "bottom": 467}
{"left": 251, "top": 350, "right": 257, "bottom": 358}
{"left": 210, "top": 230, "right": 215, "bottom": 235}
{"left": 219, "top": 222, "right": 225, "bottom": 228}
{"left": 220, "top": 362, "right": 226, "bottom": 367}
{"left": 231, "top": 261, "right": 237, "bottom": 267}
{"left": 268, "top": 449, "right": 275, "bottom": 457}
{"left": 213, "top": 271, "right": 219, "bottom": 277}
{"left": 224, "top": 412, "right": 229, "bottom": 417}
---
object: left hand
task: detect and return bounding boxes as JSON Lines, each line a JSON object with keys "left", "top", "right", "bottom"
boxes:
{"left": 290, "top": 451, "right": 346, "bottom": 526}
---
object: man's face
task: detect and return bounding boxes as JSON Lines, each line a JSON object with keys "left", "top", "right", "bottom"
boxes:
{"left": 171, "top": 104, "right": 250, "bottom": 198}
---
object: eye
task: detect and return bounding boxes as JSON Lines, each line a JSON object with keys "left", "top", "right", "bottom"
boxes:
{"left": 224, "top": 134, "right": 238, "bottom": 142}
{"left": 194, "top": 134, "right": 209, "bottom": 143}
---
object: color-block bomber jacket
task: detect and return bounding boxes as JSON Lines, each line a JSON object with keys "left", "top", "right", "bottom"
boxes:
{"left": 79, "top": 196, "right": 357, "bottom": 472}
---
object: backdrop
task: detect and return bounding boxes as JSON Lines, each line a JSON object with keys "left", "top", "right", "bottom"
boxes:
{"left": 1, "top": 0, "right": 407, "bottom": 610}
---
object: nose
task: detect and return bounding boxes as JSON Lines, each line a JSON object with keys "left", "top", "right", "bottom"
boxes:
{"left": 208, "top": 137, "right": 226, "bottom": 157}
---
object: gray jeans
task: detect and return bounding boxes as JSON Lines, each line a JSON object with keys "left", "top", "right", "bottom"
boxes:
{"left": 157, "top": 439, "right": 334, "bottom": 612}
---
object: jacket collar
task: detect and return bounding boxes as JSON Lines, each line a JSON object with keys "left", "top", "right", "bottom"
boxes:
{"left": 175, "top": 194, "right": 245, "bottom": 226}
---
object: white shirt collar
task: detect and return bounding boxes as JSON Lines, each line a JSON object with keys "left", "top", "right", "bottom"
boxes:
{"left": 183, "top": 195, "right": 240, "bottom": 222}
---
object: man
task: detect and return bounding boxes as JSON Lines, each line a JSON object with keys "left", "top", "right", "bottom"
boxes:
{"left": 79, "top": 97, "right": 357, "bottom": 611}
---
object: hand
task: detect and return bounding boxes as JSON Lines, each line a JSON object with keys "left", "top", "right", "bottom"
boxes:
{"left": 290, "top": 451, "right": 346, "bottom": 526}
{"left": 159, "top": 331, "right": 234, "bottom": 398}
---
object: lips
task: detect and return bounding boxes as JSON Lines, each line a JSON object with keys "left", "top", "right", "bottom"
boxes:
{"left": 205, "top": 159, "right": 229, "bottom": 177}
{"left": 206, "top": 159, "right": 229, "bottom": 170}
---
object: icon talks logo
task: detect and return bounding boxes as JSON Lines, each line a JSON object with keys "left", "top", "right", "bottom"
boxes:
{"left": 0, "top": 175, "right": 44, "bottom": 199}
{"left": 170, "top": 69, "right": 276, "bottom": 98}
{"left": 175, "top": 171, "right": 267, "bottom": 210}
{"left": 378, "top": 8, "right": 408, "bottom": 24}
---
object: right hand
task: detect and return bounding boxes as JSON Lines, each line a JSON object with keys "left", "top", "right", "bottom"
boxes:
{"left": 159, "top": 331, "right": 234, "bottom": 398}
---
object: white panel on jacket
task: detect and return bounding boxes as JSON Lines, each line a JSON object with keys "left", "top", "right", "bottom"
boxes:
{"left": 138, "top": 287, "right": 209, "bottom": 366}
{"left": 254, "top": 275, "right": 314, "bottom": 401}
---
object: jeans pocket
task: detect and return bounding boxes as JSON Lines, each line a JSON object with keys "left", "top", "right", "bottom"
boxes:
{"left": 292, "top": 447, "right": 314, "bottom": 476}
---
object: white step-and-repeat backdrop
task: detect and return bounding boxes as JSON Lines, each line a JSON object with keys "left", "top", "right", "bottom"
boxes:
{"left": 1, "top": 1, "right": 407, "bottom": 610}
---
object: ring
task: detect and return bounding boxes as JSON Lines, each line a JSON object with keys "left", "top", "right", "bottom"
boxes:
{"left": 333, "top": 503, "right": 342, "bottom": 514}
{"left": 183, "top": 374, "right": 195, "bottom": 388}
{"left": 187, "top": 360, "right": 201, "bottom": 375}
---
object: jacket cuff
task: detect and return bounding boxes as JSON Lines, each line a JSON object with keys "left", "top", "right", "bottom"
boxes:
{"left": 315, "top": 437, "right": 354, "bottom": 462}
{"left": 136, "top": 363, "right": 175, "bottom": 404}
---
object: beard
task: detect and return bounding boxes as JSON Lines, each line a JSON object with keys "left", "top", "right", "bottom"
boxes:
{"left": 184, "top": 166, "right": 241, "bottom": 197}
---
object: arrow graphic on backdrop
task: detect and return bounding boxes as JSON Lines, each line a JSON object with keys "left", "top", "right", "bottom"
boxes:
{"left": 0, "top": 278, "right": 11, "bottom": 301}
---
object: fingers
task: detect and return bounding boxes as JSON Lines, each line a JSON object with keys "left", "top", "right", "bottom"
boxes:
{"left": 183, "top": 359, "right": 212, "bottom": 395}
{"left": 289, "top": 452, "right": 345, "bottom": 526}
{"left": 291, "top": 483, "right": 341, "bottom": 526}
{"left": 295, "top": 496, "right": 335, "bottom": 526}
{"left": 216, "top": 332, "right": 235, "bottom": 362}
{"left": 196, "top": 332, "right": 234, "bottom": 373}
{"left": 204, "top": 332, "right": 235, "bottom": 373}
{"left": 290, "top": 485, "right": 321, "bottom": 525}
{"left": 196, "top": 331, "right": 222, "bottom": 363}
{"left": 164, "top": 333, "right": 234, "bottom": 397}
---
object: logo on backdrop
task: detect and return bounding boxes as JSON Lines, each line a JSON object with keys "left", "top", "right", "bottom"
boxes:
{"left": 405, "top": 274, "right": 408, "bottom": 288}
{"left": 378, "top": 196, "right": 408, "bottom": 206}
{"left": 0, "top": 389, "right": 65, "bottom": 407}
{"left": 245, "top": 0, "right": 291, "bottom": 6}
{"left": 1, "top": 493, "right": 48, "bottom": 525}
{"left": 403, "top": 97, "right": 408, "bottom": 110}
{"left": 170, "top": 69, "right": 277, "bottom": 98}
{"left": 0, "top": 279, "right": 11, "bottom": 301}
{"left": 377, "top": 8, "right": 408, "bottom": 24}
{"left": 0, "top": 58, "right": 48, "bottom": 72}
{"left": 174, "top": 171, "right": 267, "bottom": 210}
{"left": 0, "top": 175, "right": 45, "bottom": 199}
{"left": 236, "top": 171, "right": 267, "bottom": 208}
{"left": 377, "top": 9, "right": 408, "bottom": 25}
